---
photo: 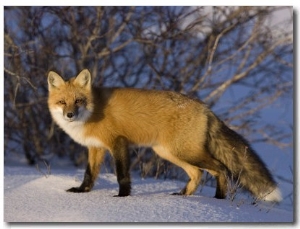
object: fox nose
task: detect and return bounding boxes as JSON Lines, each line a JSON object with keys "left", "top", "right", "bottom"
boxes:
{"left": 67, "top": 112, "right": 74, "bottom": 118}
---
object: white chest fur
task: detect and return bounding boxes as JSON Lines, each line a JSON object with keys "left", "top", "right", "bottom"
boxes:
{"left": 62, "top": 121, "right": 104, "bottom": 147}
{"left": 50, "top": 108, "right": 104, "bottom": 148}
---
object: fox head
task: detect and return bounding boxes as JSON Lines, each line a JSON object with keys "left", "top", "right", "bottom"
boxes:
{"left": 47, "top": 69, "right": 94, "bottom": 123}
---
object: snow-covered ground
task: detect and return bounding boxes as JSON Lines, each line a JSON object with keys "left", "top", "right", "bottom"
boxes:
{"left": 4, "top": 164, "right": 293, "bottom": 224}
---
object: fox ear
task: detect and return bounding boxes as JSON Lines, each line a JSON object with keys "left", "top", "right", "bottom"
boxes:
{"left": 48, "top": 71, "right": 65, "bottom": 91}
{"left": 74, "top": 69, "right": 91, "bottom": 89}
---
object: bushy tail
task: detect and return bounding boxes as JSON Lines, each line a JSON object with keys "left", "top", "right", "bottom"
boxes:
{"left": 206, "top": 112, "right": 282, "bottom": 202}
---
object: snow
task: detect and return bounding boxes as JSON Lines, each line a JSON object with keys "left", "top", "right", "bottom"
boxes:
{"left": 4, "top": 165, "right": 294, "bottom": 224}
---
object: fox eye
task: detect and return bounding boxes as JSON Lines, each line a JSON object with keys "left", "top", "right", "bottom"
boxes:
{"left": 75, "top": 98, "right": 84, "bottom": 104}
{"left": 58, "top": 100, "right": 66, "bottom": 105}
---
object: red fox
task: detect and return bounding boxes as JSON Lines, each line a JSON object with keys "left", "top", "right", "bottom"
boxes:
{"left": 47, "top": 69, "right": 282, "bottom": 202}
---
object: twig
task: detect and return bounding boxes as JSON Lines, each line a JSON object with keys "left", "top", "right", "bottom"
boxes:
{"left": 36, "top": 160, "right": 51, "bottom": 178}
{"left": 228, "top": 147, "right": 249, "bottom": 203}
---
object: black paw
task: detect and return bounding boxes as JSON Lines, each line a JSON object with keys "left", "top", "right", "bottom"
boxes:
{"left": 214, "top": 194, "right": 225, "bottom": 199}
{"left": 66, "top": 187, "right": 90, "bottom": 193}
{"left": 171, "top": 192, "right": 183, "bottom": 195}
{"left": 113, "top": 190, "right": 130, "bottom": 197}
{"left": 113, "top": 194, "right": 129, "bottom": 197}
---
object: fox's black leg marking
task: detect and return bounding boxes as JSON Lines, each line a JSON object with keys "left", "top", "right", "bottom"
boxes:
{"left": 112, "top": 137, "right": 131, "bottom": 197}
{"left": 172, "top": 187, "right": 187, "bottom": 196}
{"left": 184, "top": 155, "right": 229, "bottom": 199}
{"left": 67, "top": 147, "right": 104, "bottom": 193}
{"left": 214, "top": 174, "right": 228, "bottom": 199}
{"left": 67, "top": 164, "right": 94, "bottom": 193}
{"left": 114, "top": 158, "right": 131, "bottom": 197}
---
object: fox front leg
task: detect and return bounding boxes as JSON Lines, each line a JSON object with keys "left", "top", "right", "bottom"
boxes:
{"left": 67, "top": 147, "right": 105, "bottom": 193}
{"left": 111, "top": 136, "right": 131, "bottom": 197}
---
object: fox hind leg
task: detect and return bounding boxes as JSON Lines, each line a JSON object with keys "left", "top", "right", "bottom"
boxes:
{"left": 214, "top": 171, "right": 228, "bottom": 199}
{"left": 67, "top": 147, "right": 105, "bottom": 193}
{"left": 193, "top": 156, "right": 229, "bottom": 199}
{"left": 172, "top": 168, "right": 203, "bottom": 196}
{"left": 153, "top": 145, "right": 203, "bottom": 196}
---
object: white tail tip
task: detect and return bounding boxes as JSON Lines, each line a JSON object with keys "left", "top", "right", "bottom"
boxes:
{"left": 263, "top": 187, "right": 282, "bottom": 202}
